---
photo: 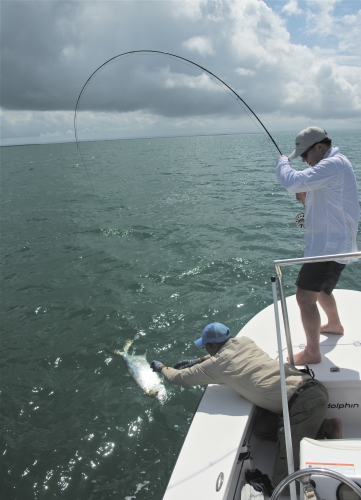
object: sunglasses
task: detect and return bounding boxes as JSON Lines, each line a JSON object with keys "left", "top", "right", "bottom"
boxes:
{"left": 300, "top": 141, "right": 322, "bottom": 160}
{"left": 203, "top": 343, "right": 215, "bottom": 350}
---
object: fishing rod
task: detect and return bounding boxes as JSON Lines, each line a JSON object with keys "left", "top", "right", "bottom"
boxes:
{"left": 74, "top": 49, "right": 282, "bottom": 155}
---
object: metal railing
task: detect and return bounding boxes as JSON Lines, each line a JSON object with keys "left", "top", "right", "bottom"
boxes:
{"left": 270, "top": 251, "right": 361, "bottom": 500}
{"left": 273, "top": 251, "right": 361, "bottom": 366}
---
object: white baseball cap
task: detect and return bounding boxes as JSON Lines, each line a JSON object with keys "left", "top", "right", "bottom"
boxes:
{"left": 288, "top": 126, "right": 328, "bottom": 159}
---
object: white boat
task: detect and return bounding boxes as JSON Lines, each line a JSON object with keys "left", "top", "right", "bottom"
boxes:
{"left": 162, "top": 252, "right": 361, "bottom": 500}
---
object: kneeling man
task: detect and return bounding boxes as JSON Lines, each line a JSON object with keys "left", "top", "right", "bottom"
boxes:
{"left": 151, "top": 322, "right": 341, "bottom": 488}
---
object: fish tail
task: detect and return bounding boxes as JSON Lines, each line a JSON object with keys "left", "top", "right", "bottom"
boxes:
{"left": 123, "top": 339, "right": 133, "bottom": 353}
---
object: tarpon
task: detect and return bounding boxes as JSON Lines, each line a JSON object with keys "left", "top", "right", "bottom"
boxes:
{"left": 106, "top": 340, "right": 167, "bottom": 403}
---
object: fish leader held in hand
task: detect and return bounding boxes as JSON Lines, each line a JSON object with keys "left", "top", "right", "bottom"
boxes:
{"left": 106, "top": 341, "right": 167, "bottom": 403}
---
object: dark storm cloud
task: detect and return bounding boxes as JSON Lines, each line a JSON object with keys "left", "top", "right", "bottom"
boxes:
{"left": 1, "top": 1, "right": 237, "bottom": 117}
{"left": 1, "top": 0, "right": 360, "bottom": 145}
{"left": 75, "top": 54, "right": 246, "bottom": 119}
{"left": 0, "top": 1, "right": 84, "bottom": 110}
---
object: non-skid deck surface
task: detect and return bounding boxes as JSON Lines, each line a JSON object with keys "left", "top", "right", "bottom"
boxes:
{"left": 239, "top": 290, "right": 361, "bottom": 385}
{"left": 163, "top": 290, "right": 361, "bottom": 500}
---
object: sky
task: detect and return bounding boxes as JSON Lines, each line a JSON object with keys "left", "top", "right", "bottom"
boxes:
{"left": 1, "top": 0, "right": 360, "bottom": 146}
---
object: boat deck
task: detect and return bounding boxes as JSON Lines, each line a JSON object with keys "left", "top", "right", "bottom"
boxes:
{"left": 163, "top": 289, "right": 361, "bottom": 500}
{"left": 242, "top": 290, "right": 361, "bottom": 430}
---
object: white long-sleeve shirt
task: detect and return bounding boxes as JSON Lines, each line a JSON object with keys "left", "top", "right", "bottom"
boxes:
{"left": 276, "top": 147, "right": 360, "bottom": 263}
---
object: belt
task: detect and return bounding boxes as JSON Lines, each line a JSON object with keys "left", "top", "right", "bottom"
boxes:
{"left": 288, "top": 379, "right": 316, "bottom": 411}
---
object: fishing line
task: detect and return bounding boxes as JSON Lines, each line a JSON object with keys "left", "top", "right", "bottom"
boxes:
{"left": 74, "top": 49, "right": 283, "bottom": 156}
{"left": 77, "top": 146, "right": 95, "bottom": 194}
{"left": 73, "top": 51, "right": 293, "bottom": 342}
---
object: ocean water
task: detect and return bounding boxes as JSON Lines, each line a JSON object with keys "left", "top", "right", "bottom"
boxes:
{"left": 1, "top": 131, "right": 360, "bottom": 499}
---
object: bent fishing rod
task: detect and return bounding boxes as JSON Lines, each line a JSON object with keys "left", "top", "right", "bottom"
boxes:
{"left": 74, "top": 49, "right": 282, "bottom": 156}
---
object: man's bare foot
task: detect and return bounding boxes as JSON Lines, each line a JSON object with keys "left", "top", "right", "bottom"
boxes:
{"left": 291, "top": 349, "right": 322, "bottom": 366}
{"left": 323, "top": 418, "right": 343, "bottom": 439}
{"left": 320, "top": 323, "right": 344, "bottom": 335}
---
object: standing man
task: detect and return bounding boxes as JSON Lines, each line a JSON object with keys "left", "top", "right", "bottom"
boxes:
{"left": 151, "top": 322, "right": 341, "bottom": 489}
{"left": 276, "top": 127, "right": 360, "bottom": 365}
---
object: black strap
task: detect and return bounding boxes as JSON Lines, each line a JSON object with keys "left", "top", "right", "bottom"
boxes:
{"left": 298, "top": 365, "right": 315, "bottom": 379}
{"left": 245, "top": 469, "right": 274, "bottom": 496}
{"left": 288, "top": 379, "right": 316, "bottom": 411}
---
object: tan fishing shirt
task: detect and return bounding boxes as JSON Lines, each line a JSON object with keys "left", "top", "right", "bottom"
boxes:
{"left": 161, "top": 337, "right": 309, "bottom": 413}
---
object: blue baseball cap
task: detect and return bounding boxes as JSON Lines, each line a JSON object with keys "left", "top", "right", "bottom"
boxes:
{"left": 194, "top": 322, "right": 231, "bottom": 348}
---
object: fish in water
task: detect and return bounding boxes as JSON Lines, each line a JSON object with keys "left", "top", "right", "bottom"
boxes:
{"left": 106, "top": 340, "right": 167, "bottom": 403}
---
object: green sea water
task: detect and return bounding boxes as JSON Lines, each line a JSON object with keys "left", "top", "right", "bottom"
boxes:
{"left": 1, "top": 132, "right": 360, "bottom": 499}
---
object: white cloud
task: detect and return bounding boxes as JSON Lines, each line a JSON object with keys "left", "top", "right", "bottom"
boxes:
{"left": 163, "top": 72, "right": 220, "bottom": 91}
{"left": 235, "top": 68, "right": 255, "bottom": 77}
{"left": 183, "top": 36, "right": 215, "bottom": 56}
{"left": 0, "top": 110, "right": 75, "bottom": 146}
{"left": 305, "top": 0, "right": 341, "bottom": 36}
{"left": 229, "top": 0, "right": 291, "bottom": 65}
{"left": 1, "top": 0, "right": 360, "bottom": 145}
{"left": 226, "top": 0, "right": 361, "bottom": 122}
{"left": 172, "top": 0, "right": 206, "bottom": 19}
{"left": 282, "top": 0, "right": 302, "bottom": 16}
{"left": 333, "top": 9, "right": 361, "bottom": 60}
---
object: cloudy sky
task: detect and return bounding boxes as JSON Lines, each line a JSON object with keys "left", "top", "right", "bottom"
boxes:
{"left": 1, "top": 0, "right": 360, "bottom": 146}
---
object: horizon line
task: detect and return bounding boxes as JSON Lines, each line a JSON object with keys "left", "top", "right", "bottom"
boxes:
{"left": 1, "top": 128, "right": 359, "bottom": 148}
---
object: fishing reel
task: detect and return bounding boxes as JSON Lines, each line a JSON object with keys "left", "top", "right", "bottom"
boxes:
{"left": 295, "top": 213, "right": 305, "bottom": 228}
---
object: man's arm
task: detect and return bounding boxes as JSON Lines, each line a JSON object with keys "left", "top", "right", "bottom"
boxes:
{"left": 161, "top": 361, "right": 217, "bottom": 386}
{"left": 276, "top": 156, "right": 338, "bottom": 193}
{"left": 173, "top": 355, "right": 210, "bottom": 369}
{"left": 277, "top": 157, "right": 306, "bottom": 203}
{"left": 151, "top": 358, "right": 217, "bottom": 386}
